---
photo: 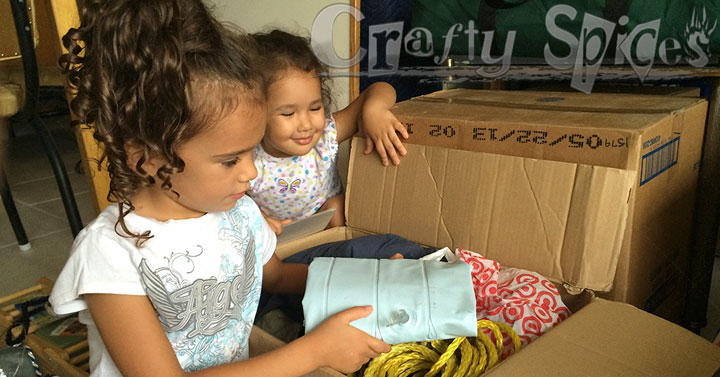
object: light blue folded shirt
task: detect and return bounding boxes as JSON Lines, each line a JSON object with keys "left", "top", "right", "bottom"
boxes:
{"left": 302, "top": 257, "right": 477, "bottom": 344}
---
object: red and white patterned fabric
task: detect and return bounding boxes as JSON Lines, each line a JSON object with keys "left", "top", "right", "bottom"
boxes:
{"left": 455, "top": 248, "right": 571, "bottom": 358}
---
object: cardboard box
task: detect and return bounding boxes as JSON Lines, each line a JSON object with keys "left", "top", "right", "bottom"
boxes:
{"left": 269, "top": 136, "right": 720, "bottom": 376}
{"left": 249, "top": 326, "right": 342, "bottom": 377}
{"left": 523, "top": 82, "right": 702, "bottom": 97}
{"left": 482, "top": 297, "right": 720, "bottom": 377}
{"left": 386, "top": 89, "right": 708, "bottom": 322}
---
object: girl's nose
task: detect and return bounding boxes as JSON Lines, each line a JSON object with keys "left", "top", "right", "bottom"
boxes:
{"left": 297, "top": 111, "right": 313, "bottom": 132}
{"left": 238, "top": 157, "right": 257, "bottom": 182}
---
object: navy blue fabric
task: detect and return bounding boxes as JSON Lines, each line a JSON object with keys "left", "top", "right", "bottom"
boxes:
{"left": 283, "top": 234, "right": 436, "bottom": 264}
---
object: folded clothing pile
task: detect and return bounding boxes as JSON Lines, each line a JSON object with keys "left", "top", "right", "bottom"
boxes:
{"left": 426, "top": 248, "right": 570, "bottom": 358}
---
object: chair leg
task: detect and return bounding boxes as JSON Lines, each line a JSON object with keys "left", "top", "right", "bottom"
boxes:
{"left": 0, "top": 171, "right": 31, "bottom": 251}
{"left": 30, "top": 115, "right": 83, "bottom": 237}
{"left": 8, "top": 0, "right": 82, "bottom": 237}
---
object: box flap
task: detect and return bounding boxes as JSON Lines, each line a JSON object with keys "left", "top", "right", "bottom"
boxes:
{"left": 276, "top": 226, "right": 351, "bottom": 260}
{"left": 277, "top": 209, "right": 336, "bottom": 244}
{"left": 392, "top": 89, "right": 706, "bottom": 169}
{"left": 483, "top": 299, "right": 720, "bottom": 376}
{"left": 346, "top": 138, "right": 635, "bottom": 291}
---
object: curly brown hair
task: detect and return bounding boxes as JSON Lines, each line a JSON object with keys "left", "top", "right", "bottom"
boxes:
{"left": 59, "top": 0, "right": 264, "bottom": 245}
{"left": 251, "top": 29, "right": 335, "bottom": 112}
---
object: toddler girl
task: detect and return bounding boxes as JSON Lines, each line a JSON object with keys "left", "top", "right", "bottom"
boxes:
{"left": 249, "top": 30, "right": 408, "bottom": 233}
{"left": 48, "top": 1, "right": 389, "bottom": 376}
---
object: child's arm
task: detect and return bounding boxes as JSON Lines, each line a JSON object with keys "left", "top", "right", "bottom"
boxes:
{"left": 262, "top": 254, "right": 308, "bottom": 294}
{"left": 259, "top": 208, "right": 292, "bottom": 236}
{"left": 334, "top": 82, "right": 409, "bottom": 166}
{"left": 86, "top": 291, "right": 389, "bottom": 376}
{"left": 260, "top": 255, "right": 391, "bottom": 371}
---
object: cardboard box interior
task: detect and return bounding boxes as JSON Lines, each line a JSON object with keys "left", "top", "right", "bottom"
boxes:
{"left": 343, "top": 140, "right": 635, "bottom": 293}
{"left": 272, "top": 221, "right": 720, "bottom": 376}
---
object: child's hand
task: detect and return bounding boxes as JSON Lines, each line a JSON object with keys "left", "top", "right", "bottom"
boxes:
{"left": 361, "top": 107, "right": 408, "bottom": 166}
{"left": 262, "top": 212, "right": 291, "bottom": 235}
{"left": 305, "top": 305, "right": 391, "bottom": 373}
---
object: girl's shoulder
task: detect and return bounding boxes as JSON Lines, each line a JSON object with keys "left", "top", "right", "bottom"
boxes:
{"left": 317, "top": 114, "right": 339, "bottom": 151}
{"left": 71, "top": 205, "right": 139, "bottom": 255}
{"left": 77, "top": 204, "right": 124, "bottom": 240}
{"left": 325, "top": 113, "right": 336, "bottom": 129}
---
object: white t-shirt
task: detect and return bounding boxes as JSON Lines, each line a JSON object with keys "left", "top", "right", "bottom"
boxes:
{"left": 249, "top": 115, "right": 342, "bottom": 221}
{"left": 49, "top": 196, "right": 276, "bottom": 376}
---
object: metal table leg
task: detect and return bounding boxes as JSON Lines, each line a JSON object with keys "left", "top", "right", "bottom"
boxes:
{"left": 0, "top": 171, "right": 31, "bottom": 250}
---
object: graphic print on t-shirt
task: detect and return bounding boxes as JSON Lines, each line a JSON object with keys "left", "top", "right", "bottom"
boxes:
{"left": 277, "top": 177, "right": 302, "bottom": 193}
{"left": 139, "top": 237, "right": 255, "bottom": 336}
{"left": 138, "top": 227, "right": 260, "bottom": 371}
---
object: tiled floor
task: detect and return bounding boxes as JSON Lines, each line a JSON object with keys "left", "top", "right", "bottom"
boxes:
{"left": 1, "top": 113, "right": 719, "bottom": 343}
{"left": 1, "top": 114, "right": 96, "bottom": 297}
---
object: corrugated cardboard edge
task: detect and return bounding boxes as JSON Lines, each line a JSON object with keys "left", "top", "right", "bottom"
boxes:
{"left": 276, "top": 227, "right": 350, "bottom": 260}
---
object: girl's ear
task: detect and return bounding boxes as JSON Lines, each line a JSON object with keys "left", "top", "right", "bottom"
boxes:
{"left": 124, "top": 142, "right": 163, "bottom": 177}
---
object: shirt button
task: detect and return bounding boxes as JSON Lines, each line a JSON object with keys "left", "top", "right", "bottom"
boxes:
{"left": 387, "top": 309, "right": 410, "bottom": 326}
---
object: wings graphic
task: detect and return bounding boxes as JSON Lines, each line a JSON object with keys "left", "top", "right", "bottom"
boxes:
{"left": 139, "top": 259, "right": 182, "bottom": 329}
{"left": 228, "top": 233, "right": 258, "bottom": 313}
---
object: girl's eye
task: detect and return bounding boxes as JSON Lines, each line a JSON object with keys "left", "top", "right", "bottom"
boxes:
{"left": 310, "top": 107, "right": 322, "bottom": 112}
{"left": 221, "top": 157, "right": 239, "bottom": 167}
{"left": 281, "top": 112, "right": 294, "bottom": 117}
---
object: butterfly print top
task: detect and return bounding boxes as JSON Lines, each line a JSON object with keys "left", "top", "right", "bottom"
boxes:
{"left": 249, "top": 115, "right": 342, "bottom": 221}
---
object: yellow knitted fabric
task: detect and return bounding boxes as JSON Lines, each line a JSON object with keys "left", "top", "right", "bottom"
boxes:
{"left": 353, "top": 320, "right": 522, "bottom": 377}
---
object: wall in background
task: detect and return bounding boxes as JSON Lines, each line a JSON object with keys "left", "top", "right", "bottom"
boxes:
{"left": 207, "top": 0, "right": 352, "bottom": 110}
{"left": 207, "top": 0, "right": 354, "bottom": 185}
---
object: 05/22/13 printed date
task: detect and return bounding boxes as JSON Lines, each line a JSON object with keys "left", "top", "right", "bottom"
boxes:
{"left": 406, "top": 123, "right": 629, "bottom": 150}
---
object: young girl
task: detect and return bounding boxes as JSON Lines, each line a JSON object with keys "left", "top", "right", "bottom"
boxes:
{"left": 48, "top": 1, "right": 389, "bottom": 376}
{"left": 248, "top": 30, "right": 409, "bottom": 233}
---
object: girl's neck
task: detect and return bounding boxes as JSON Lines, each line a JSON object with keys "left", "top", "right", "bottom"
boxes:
{"left": 260, "top": 139, "right": 295, "bottom": 158}
{"left": 131, "top": 187, "right": 206, "bottom": 222}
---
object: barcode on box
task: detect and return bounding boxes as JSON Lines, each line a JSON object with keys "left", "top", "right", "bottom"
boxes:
{"left": 640, "top": 137, "right": 680, "bottom": 186}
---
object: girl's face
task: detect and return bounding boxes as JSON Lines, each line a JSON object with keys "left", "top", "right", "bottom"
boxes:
{"left": 262, "top": 68, "right": 326, "bottom": 158}
{"left": 138, "top": 97, "right": 266, "bottom": 220}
